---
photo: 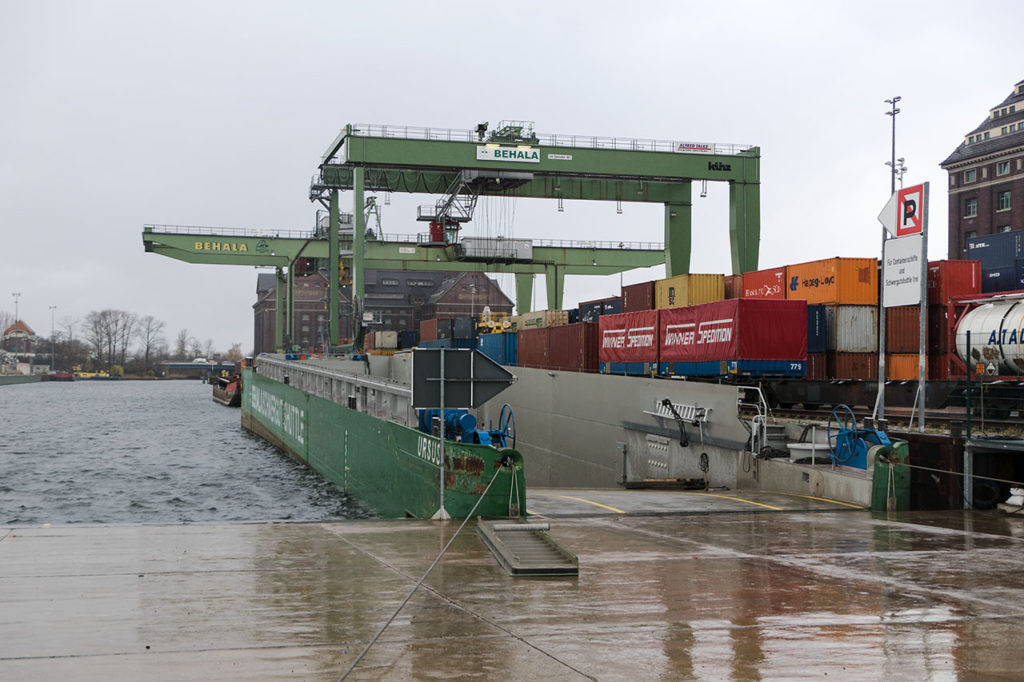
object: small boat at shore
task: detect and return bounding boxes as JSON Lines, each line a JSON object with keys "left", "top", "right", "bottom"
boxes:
{"left": 212, "top": 375, "right": 242, "bottom": 407}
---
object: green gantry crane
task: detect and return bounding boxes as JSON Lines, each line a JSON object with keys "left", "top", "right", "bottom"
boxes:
{"left": 143, "top": 120, "right": 759, "bottom": 351}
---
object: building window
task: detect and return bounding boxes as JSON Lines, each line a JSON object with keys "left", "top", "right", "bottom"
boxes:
{"left": 985, "top": 132, "right": 990, "bottom": 139}
{"left": 1013, "top": 105, "right": 1018, "bottom": 113}
{"left": 964, "top": 169, "right": 977, "bottom": 183}
{"left": 998, "top": 191, "right": 1012, "bottom": 211}
{"left": 968, "top": 136, "right": 975, "bottom": 143}
{"left": 965, "top": 198, "right": 978, "bottom": 217}
{"left": 998, "top": 161, "right": 1011, "bottom": 175}
{"left": 1002, "top": 126, "right": 1009, "bottom": 135}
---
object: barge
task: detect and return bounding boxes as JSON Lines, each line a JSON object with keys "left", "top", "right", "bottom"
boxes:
{"left": 241, "top": 354, "right": 525, "bottom": 519}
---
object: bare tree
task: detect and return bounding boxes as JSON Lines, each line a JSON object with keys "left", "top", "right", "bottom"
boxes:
{"left": 188, "top": 338, "right": 203, "bottom": 359}
{"left": 0, "top": 310, "right": 13, "bottom": 332}
{"left": 203, "top": 338, "right": 216, "bottom": 359}
{"left": 225, "top": 342, "right": 243, "bottom": 362}
{"left": 84, "top": 309, "right": 138, "bottom": 368}
{"left": 135, "top": 315, "right": 166, "bottom": 370}
{"left": 174, "top": 329, "right": 191, "bottom": 360}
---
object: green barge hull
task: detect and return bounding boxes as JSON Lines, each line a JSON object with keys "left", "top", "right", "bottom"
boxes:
{"left": 241, "top": 364, "right": 525, "bottom": 519}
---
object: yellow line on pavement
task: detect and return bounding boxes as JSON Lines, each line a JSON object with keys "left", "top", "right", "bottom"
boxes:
{"left": 684, "top": 492, "right": 783, "bottom": 510}
{"left": 763, "top": 491, "right": 866, "bottom": 509}
{"left": 535, "top": 493, "right": 626, "bottom": 514}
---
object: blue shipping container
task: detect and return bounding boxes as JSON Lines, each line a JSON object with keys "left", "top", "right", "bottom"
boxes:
{"left": 967, "top": 230, "right": 1024, "bottom": 270}
{"left": 579, "top": 302, "right": 603, "bottom": 323}
{"left": 477, "top": 332, "right": 518, "bottom": 366}
{"left": 1017, "top": 259, "right": 1024, "bottom": 290}
{"left": 418, "top": 338, "right": 452, "bottom": 349}
{"left": 398, "top": 330, "right": 419, "bottom": 349}
{"left": 981, "top": 266, "right": 1016, "bottom": 293}
{"left": 567, "top": 308, "right": 579, "bottom": 324}
{"left": 807, "top": 304, "right": 827, "bottom": 354}
{"left": 602, "top": 298, "right": 623, "bottom": 315}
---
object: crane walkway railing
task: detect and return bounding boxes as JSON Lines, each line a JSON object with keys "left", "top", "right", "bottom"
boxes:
{"left": 342, "top": 123, "right": 754, "bottom": 156}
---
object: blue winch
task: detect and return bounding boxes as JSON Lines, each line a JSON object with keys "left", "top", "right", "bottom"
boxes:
{"left": 827, "top": 404, "right": 891, "bottom": 469}
{"left": 416, "top": 404, "right": 516, "bottom": 449}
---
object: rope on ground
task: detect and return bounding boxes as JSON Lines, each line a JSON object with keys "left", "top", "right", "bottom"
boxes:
{"left": 339, "top": 462, "right": 507, "bottom": 681}
{"left": 894, "top": 461, "right": 1024, "bottom": 489}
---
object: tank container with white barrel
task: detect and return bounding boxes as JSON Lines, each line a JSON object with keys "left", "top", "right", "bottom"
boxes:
{"left": 955, "top": 299, "right": 1024, "bottom": 375}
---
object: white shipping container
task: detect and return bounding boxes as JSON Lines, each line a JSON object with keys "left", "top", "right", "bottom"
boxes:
{"left": 375, "top": 330, "right": 398, "bottom": 350}
{"left": 824, "top": 305, "right": 878, "bottom": 353}
{"left": 461, "top": 237, "right": 533, "bottom": 261}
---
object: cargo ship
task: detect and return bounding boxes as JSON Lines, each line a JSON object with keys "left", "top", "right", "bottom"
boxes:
{"left": 241, "top": 354, "right": 526, "bottom": 519}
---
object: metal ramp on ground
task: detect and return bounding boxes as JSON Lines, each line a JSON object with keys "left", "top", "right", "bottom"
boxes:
{"left": 476, "top": 521, "right": 578, "bottom": 577}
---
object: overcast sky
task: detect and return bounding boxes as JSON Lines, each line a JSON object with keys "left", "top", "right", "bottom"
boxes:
{"left": 2, "top": 1, "right": 1022, "bottom": 352}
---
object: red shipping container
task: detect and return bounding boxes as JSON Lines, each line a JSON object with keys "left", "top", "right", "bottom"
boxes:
{"left": 806, "top": 353, "right": 827, "bottom": 380}
{"left": 659, "top": 299, "right": 807, "bottom": 363}
{"left": 928, "top": 304, "right": 954, "bottom": 354}
{"left": 598, "top": 310, "right": 660, "bottom": 364}
{"left": 419, "top": 318, "right": 437, "bottom": 342}
{"left": 928, "top": 353, "right": 960, "bottom": 381}
{"left": 741, "top": 267, "right": 786, "bottom": 299}
{"left": 621, "top": 281, "right": 655, "bottom": 312}
{"left": 517, "top": 328, "right": 550, "bottom": 369}
{"left": 827, "top": 352, "right": 878, "bottom": 380}
{"left": 548, "top": 323, "right": 599, "bottom": 372}
{"left": 724, "top": 275, "right": 743, "bottom": 300}
{"left": 928, "top": 260, "right": 981, "bottom": 304}
{"left": 886, "top": 306, "right": 923, "bottom": 354}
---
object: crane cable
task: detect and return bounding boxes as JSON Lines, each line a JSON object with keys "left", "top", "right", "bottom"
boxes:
{"left": 339, "top": 459, "right": 511, "bottom": 680}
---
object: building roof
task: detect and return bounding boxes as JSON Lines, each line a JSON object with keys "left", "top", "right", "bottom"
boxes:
{"left": 2, "top": 320, "right": 34, "bottom": 337}
{"left": 942, "top": 79, "right": 1024, "bottom": 167}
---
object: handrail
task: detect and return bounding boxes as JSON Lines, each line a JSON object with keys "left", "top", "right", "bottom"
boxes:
{"left": 338, "top": 123, "right": 755, "bottom": 157}
{"left": 144, "top": 224, "right": 316, "bottom": 239}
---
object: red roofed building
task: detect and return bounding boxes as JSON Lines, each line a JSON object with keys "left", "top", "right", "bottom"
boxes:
{"left": 2, "top": 320, "right": 39, "bottom": 355}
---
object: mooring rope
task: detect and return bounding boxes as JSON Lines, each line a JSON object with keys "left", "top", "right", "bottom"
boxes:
{"left": 339, "top": 460, "right": 509, "bottom": 681}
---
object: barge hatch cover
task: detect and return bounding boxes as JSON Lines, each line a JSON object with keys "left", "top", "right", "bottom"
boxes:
{"left": 476, "top": 521, "right": 578, "bottom": 576}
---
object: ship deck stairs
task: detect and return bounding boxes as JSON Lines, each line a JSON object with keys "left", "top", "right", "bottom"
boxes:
{"left": 476, "top": 521, "right": 578, "bottom": 577}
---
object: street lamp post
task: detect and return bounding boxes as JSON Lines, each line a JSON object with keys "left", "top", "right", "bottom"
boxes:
{"left": 877, "top": 96, "right": 902, "bottom": 426}
{"left": 12, "top": 292, "right": 20, "bottom": 321}
{"left": 50, "top": 305, "right": 57, "bottom": 371}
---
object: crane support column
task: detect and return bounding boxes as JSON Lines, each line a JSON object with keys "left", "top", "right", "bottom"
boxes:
{"left": 274, "top": 267, "right": 286, "bottom": 352}
{"left": 515, "top": 273, "right": 533, "bottom": 315}
{"left": 353, "top": 166, "right": 365, "bottom": 349}
{"left": 328, "top": 189, "right": 340, "bottom": 349}
{"left": 729, "top": 179, "right": 760, "bottom": 274}
{"left": 664, "top": 181, "right": 693, "bottom": 277}
{"left": 286, "top": 263, "right": 295, "bottom": 350}
{"left": 544, "top": 265, "right": 565, "bottom": 311}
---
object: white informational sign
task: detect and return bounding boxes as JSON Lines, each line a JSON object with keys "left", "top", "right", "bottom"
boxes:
{"left": 883, "top": 234, "right": 924, "bottom": 307}
{"left": 476, "top": 145, "right": 540, "bottom": 163}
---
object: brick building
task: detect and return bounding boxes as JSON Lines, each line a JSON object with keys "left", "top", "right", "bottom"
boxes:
{"left": 253, "top": 269, "right": 513, "bottom": 354}
{"left": 941, "top": 78, "right": 1024, "bottom": 258}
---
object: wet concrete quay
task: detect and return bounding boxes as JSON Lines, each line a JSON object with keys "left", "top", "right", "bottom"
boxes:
{"left": 2, "top": 489, "right": 1024, "bottom": 680}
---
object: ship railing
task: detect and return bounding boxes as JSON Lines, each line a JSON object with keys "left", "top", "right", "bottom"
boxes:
{"left": 144, "top": 224, "right": 316, "bottom": 239}
{"left": 377, "top": 234, "right": 665, "bottom": 251}
{"left": 343, "top": 123, "right": 755, "bottom": 156}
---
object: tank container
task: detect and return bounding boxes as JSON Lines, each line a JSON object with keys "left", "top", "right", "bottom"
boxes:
{"left": 955, "top": 299, "right": 1024, "bottom": 375}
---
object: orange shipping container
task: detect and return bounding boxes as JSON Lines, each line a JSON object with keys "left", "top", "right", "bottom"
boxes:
{"left": 887, "top": 354, "right": 927, "bottom": 381}
{"left": 655, "top": 274, "right": 724, "bottom": 309}
{"left": 785, "top": 257, "right": 878, "bottom": 305}
{"left": 742, "top": 266, "right": 787, "bottom": 299}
